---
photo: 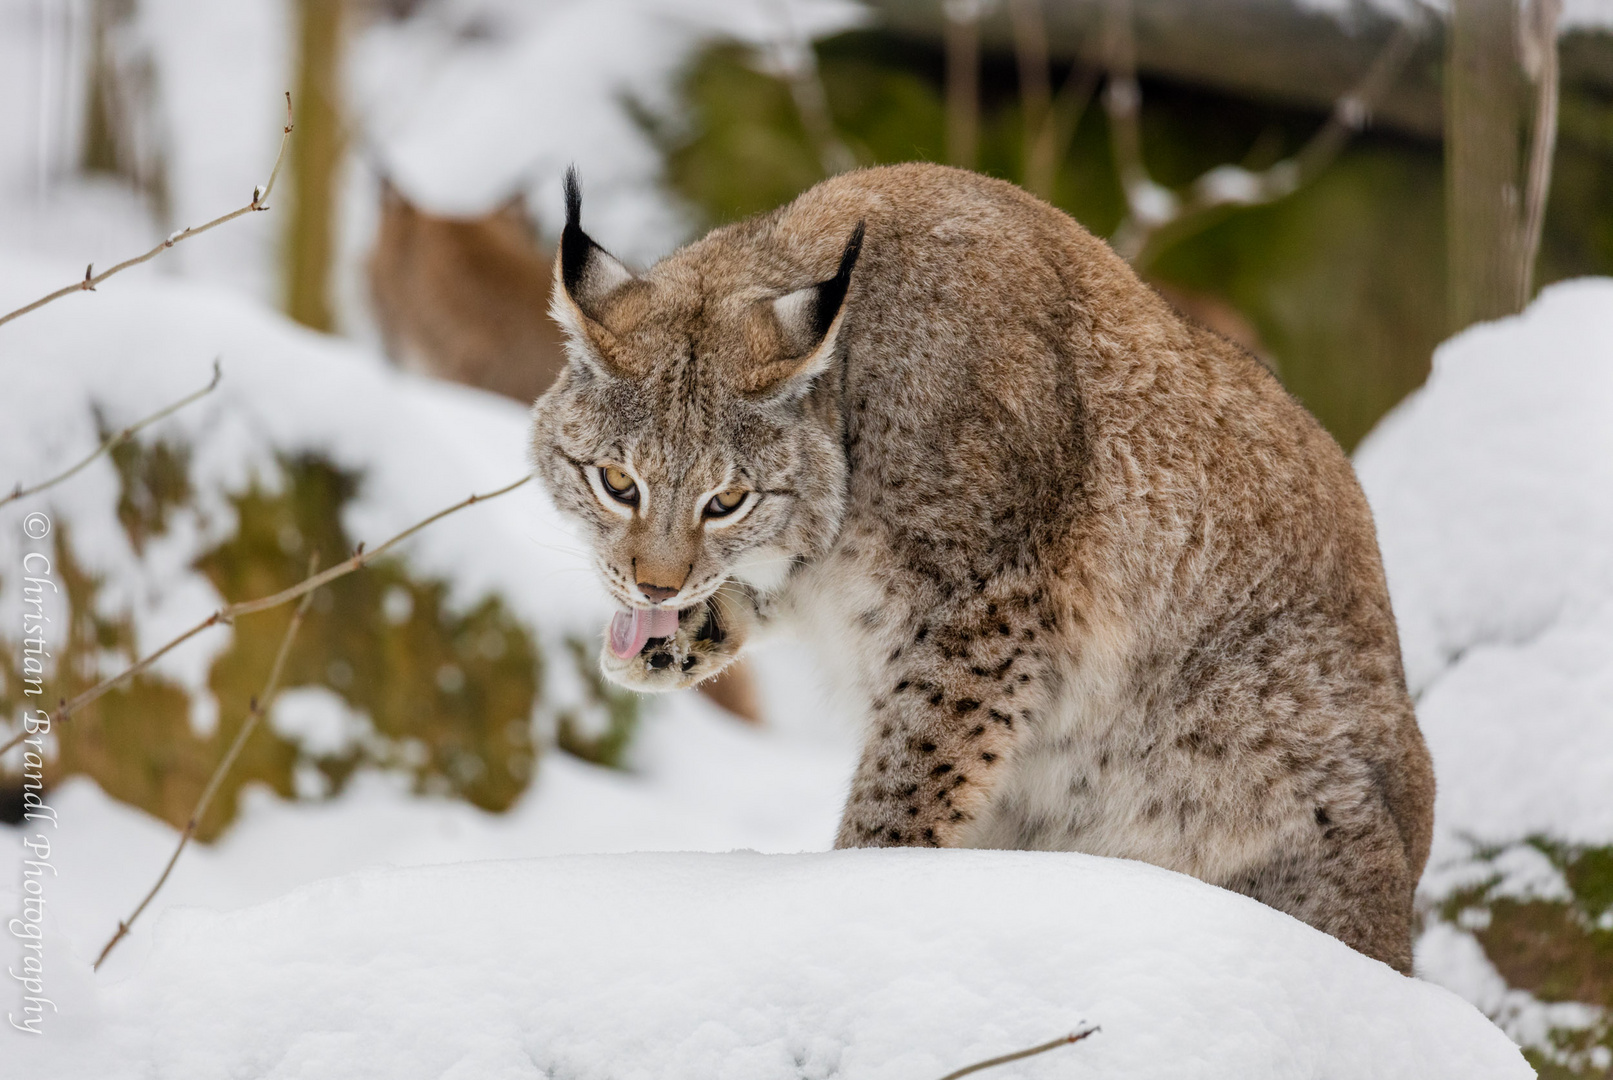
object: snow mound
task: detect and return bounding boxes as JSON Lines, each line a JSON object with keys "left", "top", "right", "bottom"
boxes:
{"left": 18, "top": 851, "right": 1526, "bottom": 1080}
{"left": 1354, "top": 277, "right": 1613, "bottom": 860}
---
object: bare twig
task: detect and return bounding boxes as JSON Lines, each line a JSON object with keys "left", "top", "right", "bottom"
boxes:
{"left": 93, "top": 555, "right": 320, "bottom": 972}
{"left": 1102, "top": 0, "right": 1422, "bottom": 267}
{"left": 0, "top": 360, "right": 221, "bottom": 511}
{"left": 769, "top": 6, "right": 857, "bottom": 175}
{"left": 934, "top": 1027, "right": 1099, "bottom": 1080}
{"left": 1010, "top": 0, "right": 1101, "bottom": 199}
{"left": 1517, "top": 0, "right": 1562, "bottom": 306}
{"left": 0, "top": 474, "right": 531, "bottom": 761}
{"left": 0, "top": 93, "right": 293, "bottom": 331}
{"left": 943, "top": 0, "right": 985, "bottom": 169}
{"left": 1009, "top": 0, "right": 1053, "bottom": 192}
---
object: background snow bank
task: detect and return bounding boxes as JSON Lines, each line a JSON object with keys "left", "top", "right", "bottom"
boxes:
{"left": 10, "top": 850, "right": 1527, "bottom": 1080}
{"left": 1355, "top": 277, "right": 1613, "bottom": 862}
{"left": 0, "top": 249, "right": 607, "bottom": 720}
{"left": 1356, "top": 278, "right": 1613, "bottom": 1066}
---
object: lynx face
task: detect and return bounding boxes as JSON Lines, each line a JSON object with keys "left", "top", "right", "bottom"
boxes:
{"left": 530, "top": 171, "right": 861, "bottom": 690}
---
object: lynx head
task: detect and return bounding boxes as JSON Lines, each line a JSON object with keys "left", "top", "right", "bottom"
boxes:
{"left": 530, "top": 170, "right": 861, "bottom": 674}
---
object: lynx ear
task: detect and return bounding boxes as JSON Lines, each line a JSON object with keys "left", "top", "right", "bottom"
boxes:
{"left": 749, "top": 221, "right": 864, "bottom": 399}
{"left": 550, "top": 167, "right": 640, "bottom": 377}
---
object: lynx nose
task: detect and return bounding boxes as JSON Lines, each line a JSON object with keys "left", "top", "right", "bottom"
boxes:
{"left": 637, "top": 582, "right": 680, "bottom": 603}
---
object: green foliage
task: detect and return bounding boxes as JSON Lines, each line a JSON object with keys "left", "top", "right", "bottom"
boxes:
{"left": 658, "top": 30, "right": 1613, "bottom": 450}
{"left": 1437, "top": 841, "right": 1613, "bottom": 1077}
{"left": 194, "top": 453, "right": 543, "bottom": 828}
{"left": 0, "top": 423, "right": 647, "bottom": 840}
{"left": 555, "top": 636, "right": 641, "bottom": 770}
{"left": 100, "top": 412, "right": 194, "bottom": 555}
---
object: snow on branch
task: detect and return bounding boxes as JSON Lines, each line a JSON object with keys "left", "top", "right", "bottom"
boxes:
{"left": 0, "top": 360, "right": 222, "bottom": 511}
{"left": 933, "top": 1026, "right": 1099, "bottom": 1079}
{"left": 92, "top": 556, "right": 321, "bottom": 972}
{"left": 1102, "top": 0, "right": 1424, "bottom": 267}
{"left": 0, "top": 474, "right": 532, "bottom": 763}
{"left": 0, "top": 94, "right": 294, "bottom": 331}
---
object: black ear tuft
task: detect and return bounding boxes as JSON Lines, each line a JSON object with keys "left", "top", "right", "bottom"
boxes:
{"left": 812, "top": 220, "right": 865, "bottom": 341}
{"left": 564, "top": 166, "right": 581, "bottom": 231}
{"left": 561, "top": 167, "right": 589, "bottom": 297}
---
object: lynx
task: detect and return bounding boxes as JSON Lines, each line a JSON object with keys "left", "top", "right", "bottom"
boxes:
{"left": 367, "top": 180, "right": 762, "bottom": 721}
{"left": 530, "top": 163, "right": 1435, "bottom": 971}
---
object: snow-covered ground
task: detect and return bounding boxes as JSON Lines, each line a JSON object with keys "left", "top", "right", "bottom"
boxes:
{"left": 2, "top": 0, "right": 1609, "bottom": 1065}
{"left": 1356, "top": 279, "right": 1613, "bottom": 860}
{"left": 7, "top": 850, "right": 1530, "bottom": 1080}
{"left": 4, "top": 260, "right": 1605, "bottom": 1077}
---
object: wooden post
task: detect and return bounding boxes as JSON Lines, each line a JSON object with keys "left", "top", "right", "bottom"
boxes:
{"left": 1445, "top": 0, "right": 1526, "bottom": 331}
{"left": 285, "top": 0, "right": 344, "bottom": 333}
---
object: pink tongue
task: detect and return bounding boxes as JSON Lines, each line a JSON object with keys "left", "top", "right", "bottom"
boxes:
{"left": 607, "top": 607, "right": 681, "bottom": 659}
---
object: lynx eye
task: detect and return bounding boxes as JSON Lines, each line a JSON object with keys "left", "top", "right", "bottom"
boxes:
{"left": 599, "top": 465, "right": 638, "bottom": 506}
{"left": 703, "top": 489, "right": 748, "bottom": 518}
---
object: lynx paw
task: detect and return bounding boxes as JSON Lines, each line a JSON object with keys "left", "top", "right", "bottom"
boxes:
{"left": 599, "top": 595, "right": 743, "bottom": 692}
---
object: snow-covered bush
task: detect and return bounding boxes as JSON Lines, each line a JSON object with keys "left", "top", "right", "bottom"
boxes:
{"left": 0, "top": 252, "right": 624, "bottom": 835}
{"left": 1357, "top": 277, "right": 1613, "bottom": 1076}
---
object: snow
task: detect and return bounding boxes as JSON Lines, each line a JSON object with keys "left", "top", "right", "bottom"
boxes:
{"left": 1355, "top": 278, "right": 1613, "bottom": 1057}
{"left": 351, "top": 0, "right": 866, "bottom": 262}
{"left": 0, "top": 252, "right": 1543, "bottom": 1075}
{"left": 11, "top": 847, "right": 1526, "bottom": 1079}
{"left": 1292, "top": 0, "right": 1613, "bottom": 34}
{"left": 0, "top": 249, "right": 611, "bottom": 724}
{"left": 1354, "top": 278, "right": 1613, "bottom": 862}
{"left": 1, "top": 0, "right": 1599, "bottom": 1068}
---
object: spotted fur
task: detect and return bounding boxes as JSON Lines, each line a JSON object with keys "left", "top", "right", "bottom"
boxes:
{"left": 530, "top": 163, "right": 1435, "bottom": 972}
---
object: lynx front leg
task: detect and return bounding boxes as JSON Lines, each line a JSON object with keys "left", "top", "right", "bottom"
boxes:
{"left": 834, "top": 605, "right": 1049, "bottom": 848}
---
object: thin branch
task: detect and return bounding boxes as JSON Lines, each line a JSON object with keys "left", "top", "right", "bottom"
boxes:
{"left": 769, "top": 7, "right": 857, "bottom": 176}
{"left": 943, "top": 0, "right": 984, "bottom": 169}
{"left": 934, "top": 1027, "right": 1099, "bottom": 1080}
{"left": 1011, "top": 0, "right": 1100, "bottom": 200}
{"left": 0, "top": 474, "right": 531, "bottom": 761}
{"left": 1517, "top": 0, "right": 1562, "bottom": 306}
{"left": 1009, "top": 0, "right": 1054, "bottom": 195}
{"left": 0, "top": 361, "right": 221, "bottom": 511}
{"left": 1038, "top": 61, "right": 1102, "bottom": 197}
{"left": 0, "top": 93, "right": 293, "bottom": 331}
{"left": 93, "top": 555, "right": 320, "bottom": 972}
{"left": 1103, "top": 0, "right": 1422, "bottom": 267}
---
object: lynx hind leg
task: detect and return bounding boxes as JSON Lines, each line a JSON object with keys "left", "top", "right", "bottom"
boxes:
{"left": 1226, "top": 803, "right": 1417, "bottom": 973}
{"left": 835, "top": 592, "right": 1054, "bottom": 849}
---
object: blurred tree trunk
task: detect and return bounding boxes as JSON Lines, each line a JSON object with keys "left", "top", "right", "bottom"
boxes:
{"left": 81, "top": 0, "right": 169, "bottom": 221}
{"left": 1445, "top": 0, "right": 1526, "bottom": 331}
{"left": 285, "top": 0, "right": 345, "bottom": 333}
{"left": 944, "top": 0, "right": 982, "bottom": 169}
{"left": 81, "top": 0, "right": 127, "bottom": 177}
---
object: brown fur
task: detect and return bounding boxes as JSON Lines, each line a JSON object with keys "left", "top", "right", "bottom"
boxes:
{"left": 369, "top": 182, "right": 762, "bottom": 722}
{"left": 369, "top": 182, "right": 567, "bottom": 403}
{"left": 531, "top": 163, "right": 1435, "bottom": 971}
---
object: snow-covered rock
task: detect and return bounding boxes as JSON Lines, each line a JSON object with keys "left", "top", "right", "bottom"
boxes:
{"left": 11, "top": 850, "right": 1528, "bottom": 1079}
